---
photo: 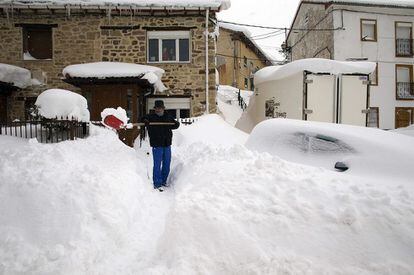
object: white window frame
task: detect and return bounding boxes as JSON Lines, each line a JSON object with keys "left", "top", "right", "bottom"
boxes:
{"left": 146, "top": 97, "right": 191, "bottom": 118}
{"left": 147, "top": 31, "right": 191, "bottom": 64}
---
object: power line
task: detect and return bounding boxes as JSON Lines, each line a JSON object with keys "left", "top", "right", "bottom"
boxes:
{"left": 218, "top": 20, "right": 342, "bottom": 32}
{"left": 250, "top": 30, "right": 284, "bottom": 39}
{"left": 216, "top": 53, "right": 284, "bottom": 63}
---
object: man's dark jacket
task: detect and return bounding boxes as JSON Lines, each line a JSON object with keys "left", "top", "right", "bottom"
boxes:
{"left": 142, "top": 113, "right": 180, "bottom": 147}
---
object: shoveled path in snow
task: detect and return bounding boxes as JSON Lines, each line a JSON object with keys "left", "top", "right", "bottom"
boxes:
{"left": 136, "top": 115, "right": 414, "bottom": 274}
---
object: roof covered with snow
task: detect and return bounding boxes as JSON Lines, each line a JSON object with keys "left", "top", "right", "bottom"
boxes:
{"left": 0, "top": 0, "right": 231, "bottom": 10}
{"left": 218, "top": 22, "right": 273, "bottom": 64}
{"left": 0, "top": 63, "right": 36, "bottom": 89}
{"left": 255, "top": 58, "right": 377, "bottom": 85}
{"left": 63, "top": 62, "right": 166, "bottom": 92}
{"left": 304, "top": 0, "right": 414, "bottom": 8}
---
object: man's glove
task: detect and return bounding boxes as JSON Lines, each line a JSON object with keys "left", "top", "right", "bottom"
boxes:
{"left": 143, "top": 119, "right": 150, "bottom": 127}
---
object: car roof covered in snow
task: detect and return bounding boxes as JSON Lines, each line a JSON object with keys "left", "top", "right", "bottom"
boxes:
{"left": 0, "top": 0, "right": 231, "bottom": 11}
{"left": 254, "top": 58, "right": 377, "bottom": 85}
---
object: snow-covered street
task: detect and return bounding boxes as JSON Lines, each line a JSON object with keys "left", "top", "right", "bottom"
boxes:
{"left": 1, "top": 115, "right": 414, "bottom": 274}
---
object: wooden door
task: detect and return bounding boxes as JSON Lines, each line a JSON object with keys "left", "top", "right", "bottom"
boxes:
{"left": 0, "top": 95, "right": 7, "bottom": 122}
{"left": 395, "top": 107, "right": 413, "bottom": 128}
{"left": 87, "top": 84, "right": 141, "bottom": 122}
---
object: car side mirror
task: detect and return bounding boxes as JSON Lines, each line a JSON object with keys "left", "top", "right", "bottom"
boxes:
{"left": 335, "top": 162, "right": 349, "bottom": 172}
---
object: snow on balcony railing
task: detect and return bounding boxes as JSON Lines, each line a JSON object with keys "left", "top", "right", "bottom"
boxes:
{"left": 397, "top": 82, "right": 414, "bottom": 100}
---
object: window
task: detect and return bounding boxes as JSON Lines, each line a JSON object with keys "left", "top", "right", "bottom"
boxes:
{"left": 396, "top": 107, "right": 414, "bottom": 128}
{"left": 368, "top": 107, "right": 379, "bottom": 128}
{"left": 250, "top": 77, "right": 255, "bottom": 91}
{"left": 147, "top": 31, "right": 190, "bottom": 63}
{"left": 396, "top": 64, "right": 414, "bottom": 100}
{"left": 23, "top": 25, "right": 53, "bottom": 60}
{"left": 147, "top": 97, "right": 191, "bottom": 118}
{"left": 370, "top": 63, "right": 378, "bottom": 86}
{"left": 361, "top": 19, "right": 377, "bottom": 42}
{"left": 395, "top": 22, "right": 413, "bottom": 57}
{"left": 243, "top": 56, "right": 248, "bottom": 67}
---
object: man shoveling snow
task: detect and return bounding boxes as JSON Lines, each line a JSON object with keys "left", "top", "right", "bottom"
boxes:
{"left": 143, "top": 100, "right": 180, "bottom": 192}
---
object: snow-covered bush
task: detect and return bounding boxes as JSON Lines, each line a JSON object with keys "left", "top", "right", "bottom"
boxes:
{"left": 35, "top": 89, "right": 90, "bottom": 122}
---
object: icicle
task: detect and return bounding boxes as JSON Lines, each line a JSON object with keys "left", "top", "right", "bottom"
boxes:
{"left": 5, "top": 6, "right": 9, "bottom": 25}
{"left": 107, "top": 7, "right": 111, "bottom": 23}
{"left": 66, "top": 5, "right": 71, "bottom": 19}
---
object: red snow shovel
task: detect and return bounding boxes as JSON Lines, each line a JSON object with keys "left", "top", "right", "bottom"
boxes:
{"left": 103, "top": 115, "right": 125, "bottom": 130}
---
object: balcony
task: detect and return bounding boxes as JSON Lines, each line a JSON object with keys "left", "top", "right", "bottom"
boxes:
{"left": 396, "top": 39, "right": 413, "bottom": 57}
{"left": 397, "top": 82, "right": 414, "bottom": 100}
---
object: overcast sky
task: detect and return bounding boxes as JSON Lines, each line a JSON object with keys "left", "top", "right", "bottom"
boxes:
{"left": 217, "top": 0, "right": 301, "bottom": 62}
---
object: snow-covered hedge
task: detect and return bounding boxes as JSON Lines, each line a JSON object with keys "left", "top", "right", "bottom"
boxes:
{"left": 35, "top": 89, "right": 90, "bottom": 122}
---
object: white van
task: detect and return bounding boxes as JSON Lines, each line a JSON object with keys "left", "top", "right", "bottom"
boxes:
{"left": 236, "top": 58, "right": 377, "bottom": 133}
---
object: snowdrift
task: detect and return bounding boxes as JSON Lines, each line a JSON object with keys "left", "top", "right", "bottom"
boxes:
{"left": 0, "top": 127, "right": 170, "bottom": 274}
{"left": 246, "top": 118, "right": 414, "bottom": 181}
{"left": 1, "top": 115, "right": 414, "bottom": 274}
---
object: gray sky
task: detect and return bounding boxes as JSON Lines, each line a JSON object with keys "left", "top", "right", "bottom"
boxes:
{"left": 217, "top": 0, "right": 301, "bottom": 62}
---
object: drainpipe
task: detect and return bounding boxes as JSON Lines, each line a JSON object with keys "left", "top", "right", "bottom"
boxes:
{"left": 205, "top": 8, "right": 210, "bottom": 114}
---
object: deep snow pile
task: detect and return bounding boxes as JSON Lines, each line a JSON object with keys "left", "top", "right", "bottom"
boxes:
{"left": 35, "top": 89, "right": 90, "bottom": 122}
{"left": 216, "top": 85, "right": 253, "bottom": 126}
{"left": 0, "top": 127, "right": 171, "bottom": 274}
{"left": 393, "top": 124, "right": 414, "bottom": 138}
{"left": 1, "top": 115, "right": 414, "bottom": 274}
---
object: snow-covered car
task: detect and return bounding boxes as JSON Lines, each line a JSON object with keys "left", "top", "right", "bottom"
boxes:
{"left": 246, "top": 118, "right": 414, "bottom": 181}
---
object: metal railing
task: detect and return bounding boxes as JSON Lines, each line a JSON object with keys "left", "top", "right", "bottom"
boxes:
{"left": 396, "top": 39, "right": 413, "bottom": 57}
{"left": 397, "top": 82, "right": 414, "bottom": 99}
{"left": 237, "top": 91, "right": 248, "bottom": 111}
{"left": 0, "top": 117, "right": 89, "bottom": 143}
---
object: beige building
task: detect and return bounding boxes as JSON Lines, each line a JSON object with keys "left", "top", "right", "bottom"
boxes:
{"left": 285, "top": 0, "right": 414, "bottom": 129}
{"left": 0, "top": 1, "right": 230, "bottom": 122}
{"left": 217, "top": 23, "right": 272, "bottom": 91}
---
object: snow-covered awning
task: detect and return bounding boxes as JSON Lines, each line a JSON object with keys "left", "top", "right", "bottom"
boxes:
{"left": 255, "top": 58, "right": 377, "bottom": 85}
{"left": 0, "top": 63, "right": 39, "bottom": 89}
{"left": 0, "top": 0, "right": 231, "bottom": 11}
{"left": 63, "top": 62, "right": 167, "bottom": 92}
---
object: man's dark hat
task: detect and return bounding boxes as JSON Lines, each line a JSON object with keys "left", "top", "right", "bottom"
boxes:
{"left": 154, "top": 100, "right": 165, "bottom": 108}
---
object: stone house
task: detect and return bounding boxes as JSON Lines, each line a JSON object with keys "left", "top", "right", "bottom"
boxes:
{"left": 216, "top": 22, "right": 272, "bottom": 91}
{"left": 0, "top": 0, "right": 230, "bottom": 122}
{"left": 285, "top": 0, "right": 414, "bottom": 129}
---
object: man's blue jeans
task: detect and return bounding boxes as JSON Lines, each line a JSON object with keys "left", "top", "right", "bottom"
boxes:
{"left": 152, "top": 146, "right": 171, "bottom": 188}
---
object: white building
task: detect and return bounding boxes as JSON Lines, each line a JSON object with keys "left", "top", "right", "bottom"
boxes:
{"left": 286, "top": 0, "right": 414, "bottom": 129}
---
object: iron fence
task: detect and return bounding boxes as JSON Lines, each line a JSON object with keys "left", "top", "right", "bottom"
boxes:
{"left": 237, "top": 90, "right": 248, "bottom": 111}
{"left": 397, "top": 82, "right": 414, "bottom": 99}
{"left": 0, "top": 117, "right": 89, "bottom": 143}
{"left": 396, "top": 39, "right": 413, "bottom": 57}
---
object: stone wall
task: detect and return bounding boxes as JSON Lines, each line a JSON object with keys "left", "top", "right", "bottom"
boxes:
{"left": 0, "top": 10, "right": 216, "bottom": 120}
{"left": 287, "top": 3, "right": 335, "bottom": 61}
